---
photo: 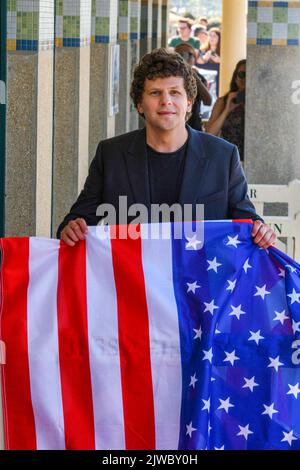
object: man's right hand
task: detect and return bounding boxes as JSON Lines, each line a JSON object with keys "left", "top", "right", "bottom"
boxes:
{"left": 60, "top": 218, "right": 88, "bottom": 246}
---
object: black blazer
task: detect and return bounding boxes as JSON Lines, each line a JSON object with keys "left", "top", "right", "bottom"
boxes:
{"left": 57, "top": 126, "right": 261, "bottom": 238}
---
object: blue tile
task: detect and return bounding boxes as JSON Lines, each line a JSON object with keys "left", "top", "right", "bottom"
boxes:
{"left": 287, "top": 39, "right": 299, "bottom": 46}
{"left": 257, "top": 38, "right": 272, "bottom": 45}
{"left": 16, "top": 39, "right": 38, "bottom": 51}
{"left": 248, "top": 1, "right": 257, "bottom": 7}
{"left": 63, "top": 38, "right": 80, "bottom": 47}
{"left": 274, "top": 2, "right": 288, "bottom": 7}
{"left": 130, "top": 32, "right": 138, "bottom": 40}
{"left": 95, "top": 35, "right": 109, "bottom": 43}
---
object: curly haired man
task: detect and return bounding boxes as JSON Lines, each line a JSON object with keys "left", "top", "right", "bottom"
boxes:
{"left": 58, "top": 48, "right": 276, "bottom": 249}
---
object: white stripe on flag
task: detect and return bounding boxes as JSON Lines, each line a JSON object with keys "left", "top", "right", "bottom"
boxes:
{"left": 141, "top": 224, "right": 182, "bottom": 450}
{"left": 27, "top": 238, "right": 65, "bottom": 450}
{"left": 86, "top": 227, "right": 125, "bottom": 450}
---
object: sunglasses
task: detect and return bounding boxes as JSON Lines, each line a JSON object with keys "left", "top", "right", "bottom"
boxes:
{"left": 237, "top": 71, "right": 246, "bottom": 79}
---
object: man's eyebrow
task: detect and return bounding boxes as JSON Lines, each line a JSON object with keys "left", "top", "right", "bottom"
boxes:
{"left": 147, "top": 85, "right": 182, "bottom": 91}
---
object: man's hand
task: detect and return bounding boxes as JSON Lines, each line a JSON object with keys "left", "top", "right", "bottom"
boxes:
{"left": 60, "top": 218, "right": 88, "bottom": 247}
{"left": 252, "top": 220, "right": 277, "bottom": 249}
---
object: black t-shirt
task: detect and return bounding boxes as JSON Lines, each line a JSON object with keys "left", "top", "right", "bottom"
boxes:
{"left": 147, "top": 141, "right": 187, "bottom": 210}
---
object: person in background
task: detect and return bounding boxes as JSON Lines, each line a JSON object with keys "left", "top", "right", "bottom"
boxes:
{"left": 168, "top": 18, "right": 200, "bottom": 50}
{"left": 193, "top": 25, "right": 208, "bottom": 47}
{"left": 197, "top": 16, "right": 208, "bottom": 28}
{"left": 175, "top": 43, "right": 212, "bottom": 131}
{"left": 205, "top": 60, "right": 246, "bottom": 162}
{"left": 198, "top": 27, "right": 221, "bottom": 65}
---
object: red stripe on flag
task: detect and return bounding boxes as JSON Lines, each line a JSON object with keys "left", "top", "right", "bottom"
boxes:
{"left": 233, "top": 219, "right": 254, "bottom": 224}
{"left": 57, "top": 240, "right": 95, "bottom": 449}
{"left": 0, "top": 238, "right": 37, "bottom": 450}
{"left": 111, "top": 226, "right": 155, "bottom": 450}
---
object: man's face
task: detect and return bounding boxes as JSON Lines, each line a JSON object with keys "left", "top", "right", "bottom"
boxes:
{"left": 137, "top": 76, "right": 192, "bottom": 133}
{"left": 178, "top": 22, "right": 191, "bottom": 40}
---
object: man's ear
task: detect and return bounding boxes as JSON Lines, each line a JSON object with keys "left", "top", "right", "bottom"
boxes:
{"left": 187, "top": 99, "right": 193, "bottom": 113}
{"left": 137, "top": 102, "right": 143, "bottom": 115}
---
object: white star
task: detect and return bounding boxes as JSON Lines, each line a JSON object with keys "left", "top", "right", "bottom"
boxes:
{"left": 185, "top": 235, "right": 202, "bottom": 250}
{"left": 237, "top": 424, "right": 253, "bottom": 441}
{"left": 287, "top": 289, "right": 300, "bottom": 305}
{"left": 243, "top": 258, "right": 252, "bottom": 273}
{"left": 187, "top": 281, "right": 201, "bottom": 294}
{"left": 207, "top": 257, "right": 222, "bottom": 273}
{"left": 226, "top": 235, "right": 242, "bottom": 248}
{"left": 186, "top": 421, "right": 197, "bottom": 437}
{"left": 226, "top": 279, "right": 237, "bottom": 293}
{"left": 278, "top": 268, "right": 285, "bottom": 278}
{"left": 189, "top": 373, "right": 198, "bottom": 389}
{"left": 273, "top": 310, "right": 289, "bottom": 325}
{"left": 286, "top": 264, "right": 297, "bottom": 273}
{"left": 287, "top": 383, "right": 300, "bottom": 399}
{"left": 254, "top": 284, "right": 270, "bottom": 300}
{"left": 229, "top": 304, "right": 246, "bottom": 320}
{"left": 292, "top": 320, "right": 300, "bottom": 335}
{"left": 268, "top": 356, "right": 284, "bottom": 372}
{"left": 193, "top": 325, "right": 202, "bottom": 340}
{"left": 224, "top": 350, "right": 240, "bottom": 366}
{"left": 202, "top": 397, "right": 211, "bottom": 411}
{"left": 281, "top": 430, "right": 298, "bottom": 446}
{"left": 248, "top": 330, "right": 264, "bottom": 345}
{"left": 202, "top": 348, "right": 213, "bottom": 363}
{"left": 214, "top": 445, "right": 225, "bottom": 450}
{"left": 243, "top": 376, "right": 259, "bottom": 392}
{"left": 204, "top": 299, "right": 219, "bottom": 315}
{"left": 262, "top": 403, "right": 278, "bottom": 419}
{"left": 218, "top": 397, "right": 234, "bottom": 414}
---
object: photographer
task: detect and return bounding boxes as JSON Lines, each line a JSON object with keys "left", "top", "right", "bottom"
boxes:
{"left": 205, "top": 60, "right": 246, "bottom": 162}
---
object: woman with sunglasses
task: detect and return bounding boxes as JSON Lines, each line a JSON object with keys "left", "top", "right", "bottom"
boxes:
{"left": 205, "top": 60, "right": 246, "bottom": 161}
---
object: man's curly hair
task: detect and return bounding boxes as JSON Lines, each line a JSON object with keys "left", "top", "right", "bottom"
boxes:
{"left": 130, "top": 48, "right": 197, "bottom": 120}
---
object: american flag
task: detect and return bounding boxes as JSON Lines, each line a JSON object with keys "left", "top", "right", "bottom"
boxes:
{"left": 0, "top": 221, "right": 300, "bottom": 450}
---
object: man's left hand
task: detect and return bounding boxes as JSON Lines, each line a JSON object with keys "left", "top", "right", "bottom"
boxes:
{"left": 252, "top": 220, "right": 277, "bottom": 249}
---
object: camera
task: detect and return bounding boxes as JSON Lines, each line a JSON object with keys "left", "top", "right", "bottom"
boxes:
{"left": 233, "top": 90, "right": 245, "bottom": 105}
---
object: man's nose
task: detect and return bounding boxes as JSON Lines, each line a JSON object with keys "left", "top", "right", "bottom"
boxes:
{"left": 160, "top": 92, "right": 172, "bottom": 106}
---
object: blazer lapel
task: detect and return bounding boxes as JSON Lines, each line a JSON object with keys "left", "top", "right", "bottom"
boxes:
{"left": 179, "top": 126, "right": 209, "bottom": 205}
{"left": 123, "top": 127, "right": 151, "bottom": 208}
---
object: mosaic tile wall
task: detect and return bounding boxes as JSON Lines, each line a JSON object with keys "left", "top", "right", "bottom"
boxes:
{"left": 55, "top": 0, "right": 80, "bottom": 48}
{"left": 55, "top": 0, "right": 91, "bottom": 47}
{"left": 7, "top": 0, "right": 54, "bottom": 51}
{"left": 140, "top": 0, "right": 151, "bottom": 39}
{"left": 152, "top": 0, "right": 162, "bottom": 40}
{"left": 7, "top": 0, "right": 165, "bottom": 50}
{"left": 93, "top": 0, "right": 117, "bottom": 44}
{"left": 161, "top": 0, "right": 168, "bottom": 41}
{"left": 130, "top": 0, "right": 140, "bottom": 40}
{"left": 118, "top": 0, "right": 130, "bottom": 42}
{"left": 7, "top": 0, "right": 118, "bottom": 50}
{"left": 248, "top": 1, "right": 300, "bottom": 46}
